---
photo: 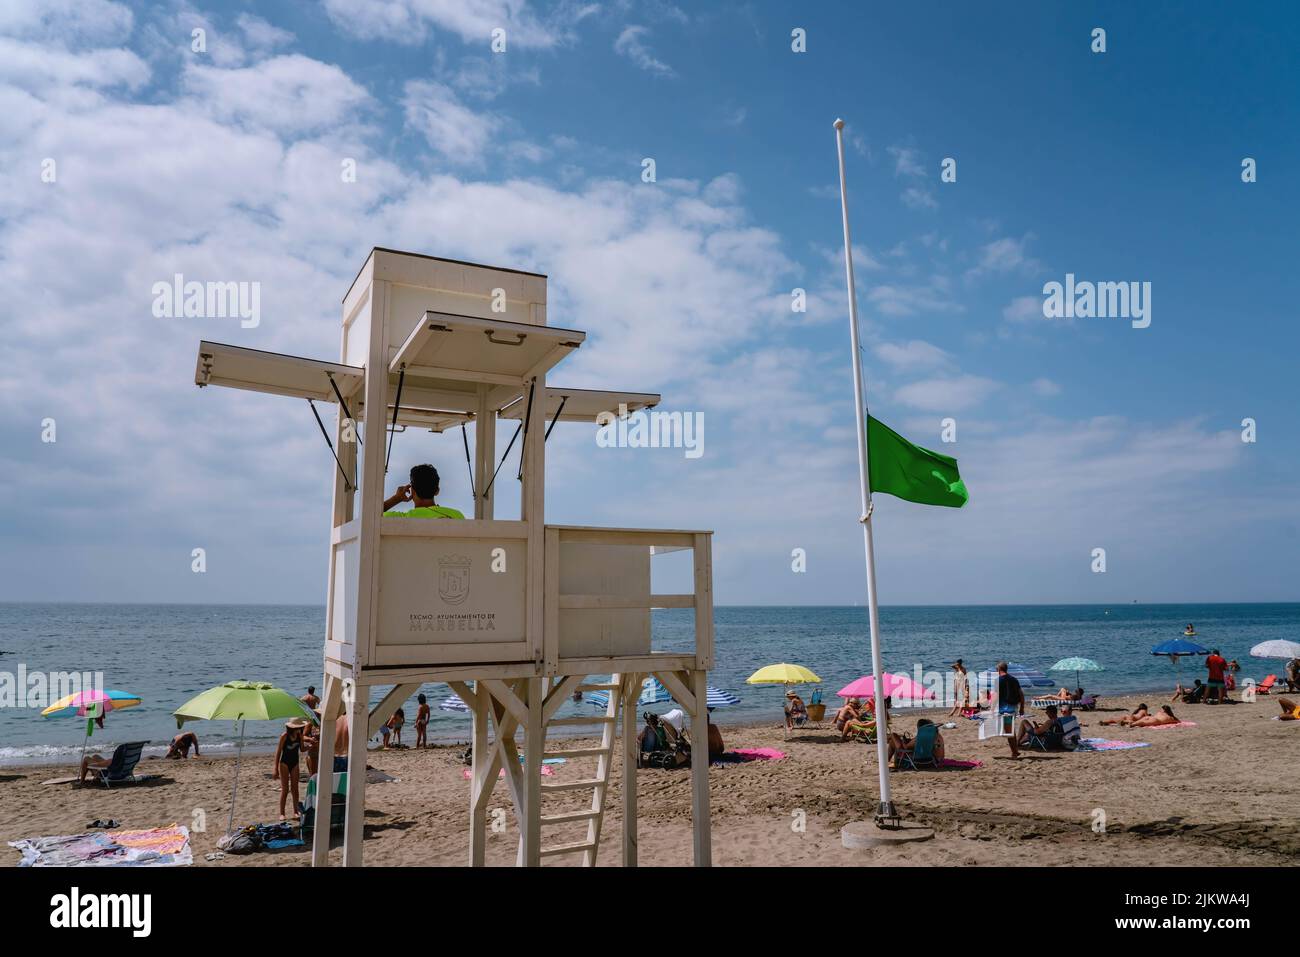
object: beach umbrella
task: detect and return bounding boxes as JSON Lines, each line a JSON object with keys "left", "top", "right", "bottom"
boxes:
{"left": 1249, "top": 640, "right": 1300, "bottom": 660}
{"left": 173, "top": 680, "right": 317, "bottom": 834}
{"left": 42, "top": 688, "right": 143, "bottom": 783}
{"left": 837, "top": 672, "right": 934, "bottom": 706}
{"left": 1151, "top": 638, "right": 1209, "bottom": 684}
{"left": 1049, "top": 657, "right": 1104, "bottom": 688}
{"left": 586, "top": 678, "right": 741, "bottom": 711}
{"left": 439, "top": 693, "right": 470, "bottom": 713}
{"left": 976, "top": 663, "right": 1055, "bottom": 695}
{"left": 746, "top": 663, "right": 821, "bottom": 685}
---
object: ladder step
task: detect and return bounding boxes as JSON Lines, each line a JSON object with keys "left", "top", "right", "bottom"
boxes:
{"left": 541, "top": 777, "right": 607, "bottom": 792}
{"left": 576, "top": 683, "right": 620, "bottom": 692}
{"left": 540, "top": 809, "right": 600, "bottom": 826}
{"left": 546, "top": 747, "right": 609, "bottom": 760}
{"left": 540, "top": 839, "right": 597, "bottom": 857}
{"left": 548, "top": 715, "right": 615, "bottom": 727}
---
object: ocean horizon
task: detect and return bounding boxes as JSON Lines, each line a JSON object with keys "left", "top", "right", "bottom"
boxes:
{"left": 2, "top": 601, "right": 1296, "bottom": 765}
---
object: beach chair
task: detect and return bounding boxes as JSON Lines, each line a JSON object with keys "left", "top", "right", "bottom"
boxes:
{"left": 300, "top": 771, "right": 347, "bottom": 838}
{"left": 895, "top": 724, "right": 941, "bottom": 771}
{"left": 89, "top": 741, "right": 148, "bottom": 787}
{"left": 1257, "top": 675, "right": 1277, "bottom": 695}
{"left": 1020, "top": 719, "right": 1052, "bottom": 752}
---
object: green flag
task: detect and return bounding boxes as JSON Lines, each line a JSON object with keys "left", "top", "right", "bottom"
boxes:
{"left": 867, "top": 416, "right": 968, "bottom": 508}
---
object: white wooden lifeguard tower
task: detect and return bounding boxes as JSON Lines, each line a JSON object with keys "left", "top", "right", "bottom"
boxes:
{"left": 193, "top": 248, "right": 714, "bottom": 866}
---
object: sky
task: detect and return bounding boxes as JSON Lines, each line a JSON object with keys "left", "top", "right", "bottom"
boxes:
{"left": 1, "top": 0, "right": 1297, "bottom": 606}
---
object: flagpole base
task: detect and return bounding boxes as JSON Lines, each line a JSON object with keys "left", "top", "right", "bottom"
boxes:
{"left": 841, "top": 819, "right": 934, "bottom": 849}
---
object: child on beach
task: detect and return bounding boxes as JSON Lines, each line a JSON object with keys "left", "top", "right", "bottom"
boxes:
{"left": 382, "top": 708, "right": 405, "bottom": 748}
{"left": 415, "top": 694, "right": 430, "bottom": 748}
{"left": 275, "top": 719, "right": 308, "bottom": 821}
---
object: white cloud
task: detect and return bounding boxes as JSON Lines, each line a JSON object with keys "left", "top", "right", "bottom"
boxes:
{"left": 236, "top": 13, "right": 295, "bottom": 52}
{"left": 402, "top": 79, "right": 498, "bottom": 162}
{"left": 873, "top": 340, "right": 952, "bottom": 371}
{"left": 614, "top": 25, "right": 674, "bottom": 76}
{"left": 968, "top": 235, "right": 1039, "bottom": 278}
{"left": 895, "top": 374, "right": 1000, "bottom": 412}
{"left": 1030, "top": 377, "right": 1061, "bottom": 396}
{"left": 887, "top": 145, "right": 925, "bottom": 178}
{"left": 1002, "top": 294, "right": 1042, "bottom": 322}
{"left": 900, "top": 185, "right": 937, "bottom": 210}
{"left": 183, "top": 55, "right": 372, "bottom": 135}
{"left": 323, "top": 0, "right": 567, "bottom": 47}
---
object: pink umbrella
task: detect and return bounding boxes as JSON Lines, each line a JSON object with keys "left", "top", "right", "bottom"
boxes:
{"left": 837, "top": 673, "right": 934, "bottom": 705}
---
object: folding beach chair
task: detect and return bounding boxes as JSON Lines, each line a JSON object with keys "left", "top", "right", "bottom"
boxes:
{"left": 1257, "top": 675, "right": 1277, "bottom": 695}
{"left": 90, "top": 741, "right": 148, "bottom": 787}
{"left": 895, "top": 723, "right": 941, "bottom": 771}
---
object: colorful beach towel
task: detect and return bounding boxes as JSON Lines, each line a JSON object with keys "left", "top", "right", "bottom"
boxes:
{"left": 9, "top": 824, "right": 192, "bottom": 867}
{"left": 462, "top": 765, "right": 555, "bottom": 780}
{"left": 1076, "top": 738, "right": 1150, "bottom": 752}
{"left": 1145, "top": 721, "right": 1197, "bottom": 730}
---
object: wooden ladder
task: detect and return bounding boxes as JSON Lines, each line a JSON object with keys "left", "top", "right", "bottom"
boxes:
{"left": 537, "top": 674, "right": 627, "bottom": 866}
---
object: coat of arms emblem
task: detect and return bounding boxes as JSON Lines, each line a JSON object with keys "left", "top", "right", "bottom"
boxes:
{"left": 438, "top": 554, "right": 471, "bottom": 605}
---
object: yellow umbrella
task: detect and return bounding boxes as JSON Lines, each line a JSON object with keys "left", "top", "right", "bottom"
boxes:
{"left": 746, "top": 663, "right": 821, "bottom": 685}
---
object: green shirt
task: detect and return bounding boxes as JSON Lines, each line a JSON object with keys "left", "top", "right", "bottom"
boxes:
{"left": 383, "top": 505, "right": 465, "bottom": 519}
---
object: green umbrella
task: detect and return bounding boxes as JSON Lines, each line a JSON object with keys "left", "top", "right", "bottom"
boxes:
{"left": 1049, "top": 657, "right": 1104, "bottom": 689}
{"left": 174, "top": 681, "right": 317, "bottom": 834}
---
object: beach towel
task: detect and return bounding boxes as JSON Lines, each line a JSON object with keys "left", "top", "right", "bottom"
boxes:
{"left": 1145, "top": 721, "right": 1197, "bottom": 730}
{"left": 9, "top": 824, "right": 192, "bottom": 867}
{"left": 937, "top": 758, "right": 983, "bottom": 769}
{"left": 1075, "top": 738, "right": 1150, "bottom": 752}
{"left": 462, "top": 765, "right": 555, "bottom": 780}
{"left": 711, "top": 748, "right": 786, "bottom": 766}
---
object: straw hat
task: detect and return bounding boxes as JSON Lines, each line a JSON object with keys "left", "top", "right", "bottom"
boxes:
{"left": 785, "top": 690, "right": 797, "bottom": 697}
{"left": 286, "top": 718, "right": 309, "bottom": 730}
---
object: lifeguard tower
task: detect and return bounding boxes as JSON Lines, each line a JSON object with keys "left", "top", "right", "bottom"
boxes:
{"left": 193, "top": 248, "right": 714, "bottom": 866}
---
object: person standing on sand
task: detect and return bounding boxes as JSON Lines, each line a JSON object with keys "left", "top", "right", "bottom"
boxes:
{"left": 948, "top": 660, "right": 970, "bottom": 717}
{"left": 274, "top": 719, "right": 307, "bottom": 821}
{"left": 995, "top": 661, "right": 1026, "bottom": 757}
{"left": 415, "top": 694, "right": 430, "bottom": 748}
{"left": 1205, "top": 649, "right": 1228, "bottom": 704}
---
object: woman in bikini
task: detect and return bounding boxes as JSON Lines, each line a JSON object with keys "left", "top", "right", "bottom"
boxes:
{"left": 275, "top": 719, "right": 308, "bottom": 821}
{"left": 1101, "top": 703, "right": 1151, "bottom": 726}
{"left": 415, "top": 694, "right": 430, "bottom": 748}
{"left": 1128, "top": 704, "right": 1180, "bottom": 727}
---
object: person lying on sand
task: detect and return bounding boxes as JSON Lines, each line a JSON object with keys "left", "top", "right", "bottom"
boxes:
{"left": 1047, "top": 687, "right": 1082, "bottom": 701}
{"left": 832, "top": 697, "right": 862, "bottom": 731}
{"left": 1101, "top": 703, "right": 1151, "bottom": 726}
{"left": 1276, "top": 697, "right": 1300, "bottom": 720}
{"left": 165, "top": 731, "right": 200, "bottom": 759}
{"left": 1126, "top": 705, "right": 1181, "bottom": 728}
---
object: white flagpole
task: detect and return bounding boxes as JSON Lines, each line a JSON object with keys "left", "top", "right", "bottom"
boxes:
{"left": 833, "top": 118, "right": 895, "bottom": 819}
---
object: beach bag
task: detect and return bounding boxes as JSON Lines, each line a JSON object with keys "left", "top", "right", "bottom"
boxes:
{"left": 218, "top": 828, "right": 259, "bottom": 855}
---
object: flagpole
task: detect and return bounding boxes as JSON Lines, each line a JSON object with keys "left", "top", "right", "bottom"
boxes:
{"left": 833, "top": 118, "right": 895, "bottom": 821}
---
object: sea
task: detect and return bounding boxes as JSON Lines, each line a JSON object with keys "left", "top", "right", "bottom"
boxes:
{"left": 1, "top": 602, "right": 1296, "bottom": 766}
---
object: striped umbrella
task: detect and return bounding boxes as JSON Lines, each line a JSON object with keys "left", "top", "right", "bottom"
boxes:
{"left": 976, "top": 663, "right": 1056, "bottom": 698}
{"left": 587, "top": 678, "right": 741, "bottom": 710}
{"left": 439, "top": 693, "right": 470, "bottom": 714}
{"left": 42, "top": 688, "right": 143, "bottom": 782}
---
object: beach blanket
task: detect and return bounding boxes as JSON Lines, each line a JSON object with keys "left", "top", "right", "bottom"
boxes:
{"left": 9, "top": 824, "right": 192, "bottom": 867}
{"left": 1145, "top": 721, "right": 1197, "bottom": 730}
{"left": 1076, "top": 738, "right": 1150, "bottom": 752}
{"left": 937, "top": 758, "right": 983, "bottom": 769}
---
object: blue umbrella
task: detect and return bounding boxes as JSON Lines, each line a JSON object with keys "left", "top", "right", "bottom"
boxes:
{"left": 587, "top": 678, "right": 741, "bottom": 710}
{"left": 1152, "top": 637, "right": 1209, "bottom": 683}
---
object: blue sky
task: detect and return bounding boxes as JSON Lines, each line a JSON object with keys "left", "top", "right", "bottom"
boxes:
{"left": 1, "top": 0, "right": 1297, "bottom": 605}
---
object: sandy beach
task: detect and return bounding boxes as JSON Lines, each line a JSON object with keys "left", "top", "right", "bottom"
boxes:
{"left": 3, "top": 692, "right": 1296, "bottom": 867}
